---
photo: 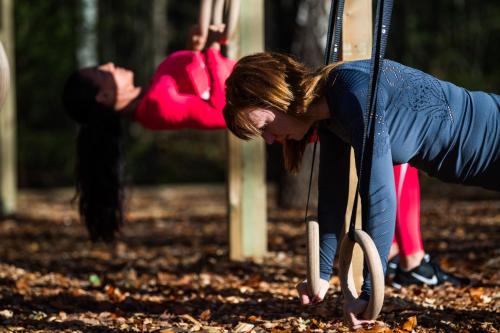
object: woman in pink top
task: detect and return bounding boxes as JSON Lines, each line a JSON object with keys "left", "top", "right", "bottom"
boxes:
{"left": 62, "top": 25, "right": 232, "bottom": 241}
{"left": 134, "top": 45, "right": 234, "bottom": 130}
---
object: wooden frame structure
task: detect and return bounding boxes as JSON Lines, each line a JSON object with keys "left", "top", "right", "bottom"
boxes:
{"left": 0, "top": 2, "right": 371, "bottom": 273}
{"left": 227, "top": 0, "right": 267, "bottom": 260}
{"left": 0, "top": 0, "right": 16, "bottom": 216}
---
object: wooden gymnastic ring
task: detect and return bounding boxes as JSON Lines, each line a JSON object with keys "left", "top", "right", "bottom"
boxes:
{"left": 338, "top": 229, "right": 384, "bottom": 320}
{"left": 306, "top": 219, "right": 320, "bottom": 297}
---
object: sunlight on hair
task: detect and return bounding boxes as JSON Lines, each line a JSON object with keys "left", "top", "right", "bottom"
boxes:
{"left": 223, "top": 52, "right": 342, "bottom": 172}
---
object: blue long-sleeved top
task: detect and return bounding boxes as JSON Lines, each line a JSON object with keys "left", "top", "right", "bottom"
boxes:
{"left": 318, "top": 59, "right": 500, "bottom": 296}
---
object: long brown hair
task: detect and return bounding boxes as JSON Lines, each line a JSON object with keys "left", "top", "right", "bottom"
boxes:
{"left": 223, "top": 52, "right": 338, "bottom": 172}
{"left": 63, "top": 68, "right": 125, "bottom": 242}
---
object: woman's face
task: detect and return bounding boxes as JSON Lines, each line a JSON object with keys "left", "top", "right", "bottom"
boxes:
{"left": 247, "top": 107, "right": 308, "bottom": 144}
{"left": 95, "top": 62, "right": 141, "bottom": 111}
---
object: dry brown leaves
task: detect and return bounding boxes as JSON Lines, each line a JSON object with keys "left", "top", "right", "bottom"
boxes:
{"left": 0, "top": 187, "right": 497, "bottom": 332}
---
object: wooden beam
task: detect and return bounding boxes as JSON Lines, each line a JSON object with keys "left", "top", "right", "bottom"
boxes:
{"left": 342, "top": 0, "right": 372, "bottom": 61}
{"left": 227, "top": 0, "right": 267, "bottom": 260}
{"left": 341, "top": 0, "right": 372, "bottom": 292}
{"left": 0, "top": 0, "right": 16, "bottom": 215}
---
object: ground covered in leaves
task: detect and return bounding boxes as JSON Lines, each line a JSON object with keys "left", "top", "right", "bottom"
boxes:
{"left": 0, "top": 184, "right": 498, "bottom": 332}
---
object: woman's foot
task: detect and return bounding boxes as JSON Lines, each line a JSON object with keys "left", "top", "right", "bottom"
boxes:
{"left": 386, "top": 254, "right": 400, "bottom": 281}
{"left": 391, "top": 254, "right": 470, "bottom": 288}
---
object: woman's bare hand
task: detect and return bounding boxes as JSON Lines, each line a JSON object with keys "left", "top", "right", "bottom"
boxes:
{"left": 187, "top": 24, "right": 226, "bottom": 51}
{"left": 296, "top": 278, "right": 330, "bottom": 305}
{"left": 205, "top": 23, "right": 226, "bottom": 50}
{"left": 343, "top": 298, "right": 376, "bottom": 329}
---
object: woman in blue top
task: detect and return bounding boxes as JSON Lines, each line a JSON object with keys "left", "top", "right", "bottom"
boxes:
{"left": 223, "top": 52, "right": 500, "bottom": 328}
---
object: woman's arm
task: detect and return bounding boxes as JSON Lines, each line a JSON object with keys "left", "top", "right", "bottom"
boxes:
{"left": 296, "top": 125, "right": 351, "bottom": 304}
{"left": 317, "top": 125, "right": 351, "bottom": 281}
{"left": 342, "top": 89, "right": 396, "bottom": 297}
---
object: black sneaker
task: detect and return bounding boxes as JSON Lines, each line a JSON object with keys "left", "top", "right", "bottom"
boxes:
{"left": 386, "top": 254, "right": 400, "bottom": 281}
{"left": 391, "top": 254, "right": 470, "bottom": 289}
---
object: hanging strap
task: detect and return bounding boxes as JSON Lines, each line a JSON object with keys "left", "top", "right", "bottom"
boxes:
{"left": 324, "top": 0, "right": 345, "bottom": 65}
{"left": 304, "top": 0, "right": 394, "bottom": 239}
{"left": 347, "top": 0, "right": 393, "bottom": 240}
{"left": 305, "top": 0, "right": 345, "bottom": 223}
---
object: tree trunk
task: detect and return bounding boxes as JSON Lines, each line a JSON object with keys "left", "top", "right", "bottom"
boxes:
{"left": 152, "top": 0, "right": 168, "bottom": 67}
{"left": 77, "top": 0, "right": 98, "bottom": 67}
{"left": 278, "top": 143, "right": 320, "bottom": 210}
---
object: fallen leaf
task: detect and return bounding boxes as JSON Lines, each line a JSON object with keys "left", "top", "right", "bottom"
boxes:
{"left": 361, "top": 323, "right": 392, "bottom": 333}
{"left": 202, "top": 326, "right": 224, "bottom": 333}
{"left": 180, "top": 314, "right": 202, "bottom": 326}
{"left": 104, "top": 284, "right": 126, "bottom": 302}
{"left": 234, "top": 322, "right": 254, "bottom": 333}
{"left": 263, "top": 322, "right": 277, "bottom": 329}
{"left": 199, "top": 309, "right": 211, "bottom": 321}
{"left": 0, "top": 309, "right": 13, "bottom": 319}
{"left": 469, "top": 287, "right": 484, "bottom": 302}
{"left": 89, "top": 274, "right": 102, "bottom": 287}
{"left": 402, "top": 315, "right": 417, "bottom": 331}
{"left": 29, "top": 311, "right": 47, "bottom": 321}
{"left": 15, "top": 277, "right": 30, "bottom": 291}
{"left": 159, "top": 328, "right": 187, "bottom": 333}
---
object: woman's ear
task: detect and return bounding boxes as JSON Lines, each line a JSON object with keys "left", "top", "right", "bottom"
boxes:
{"left": 248, "top": 108, "right": 276, "bottom": 128}
{"left": 95, "top": 91, "right": 112, "bottom": 107}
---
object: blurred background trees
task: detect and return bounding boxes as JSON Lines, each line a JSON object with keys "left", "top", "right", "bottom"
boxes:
{"left": 13, "top": 0, "right": 500, "bottom": 188}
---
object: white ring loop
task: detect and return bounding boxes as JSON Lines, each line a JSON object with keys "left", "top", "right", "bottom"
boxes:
{"left": 306, "top": 220, "right": 320, "bottom": 297}
{"left": 306, "top": 222, "right": 384, "bottom": 320}
{"left": 338, "top": 230, "right": 385, "bottom": 320}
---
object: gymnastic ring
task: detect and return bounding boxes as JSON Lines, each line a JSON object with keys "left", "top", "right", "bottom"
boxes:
{"left": 306, "top": 221, "right": 384, "bottom": 319}
{"left": 338, "top": 229, "right": 384, "bottom": 320}
{"left": 306, "top": 219, "right": 321, "bottom": 297}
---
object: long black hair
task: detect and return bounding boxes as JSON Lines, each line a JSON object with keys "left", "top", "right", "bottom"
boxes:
{"left": 62, "top": 68, "right": 125, "bottom": 242}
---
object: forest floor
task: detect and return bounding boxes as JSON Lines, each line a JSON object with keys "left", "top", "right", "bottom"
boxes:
{"left": 0, "top": 182, "right": 498, "bottom": 332}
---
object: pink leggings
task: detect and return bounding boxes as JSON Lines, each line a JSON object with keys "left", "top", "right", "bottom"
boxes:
{"left": 392, "top": 164, "right": 424, "bottom": 256}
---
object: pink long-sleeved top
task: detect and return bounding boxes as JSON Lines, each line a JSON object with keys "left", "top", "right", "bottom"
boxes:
{"left": 134, "top": 48, "right": 234, "bottom": 130}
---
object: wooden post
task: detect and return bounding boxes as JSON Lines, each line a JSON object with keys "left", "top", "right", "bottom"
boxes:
{"left": 0, "top": 0, "right": 16, "bottom": 216}
{"left": 227, "top": 0, "right": 267, "bottom": 260}
{"left": 341, "top": 0, "right": 372, "bottom": 291}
